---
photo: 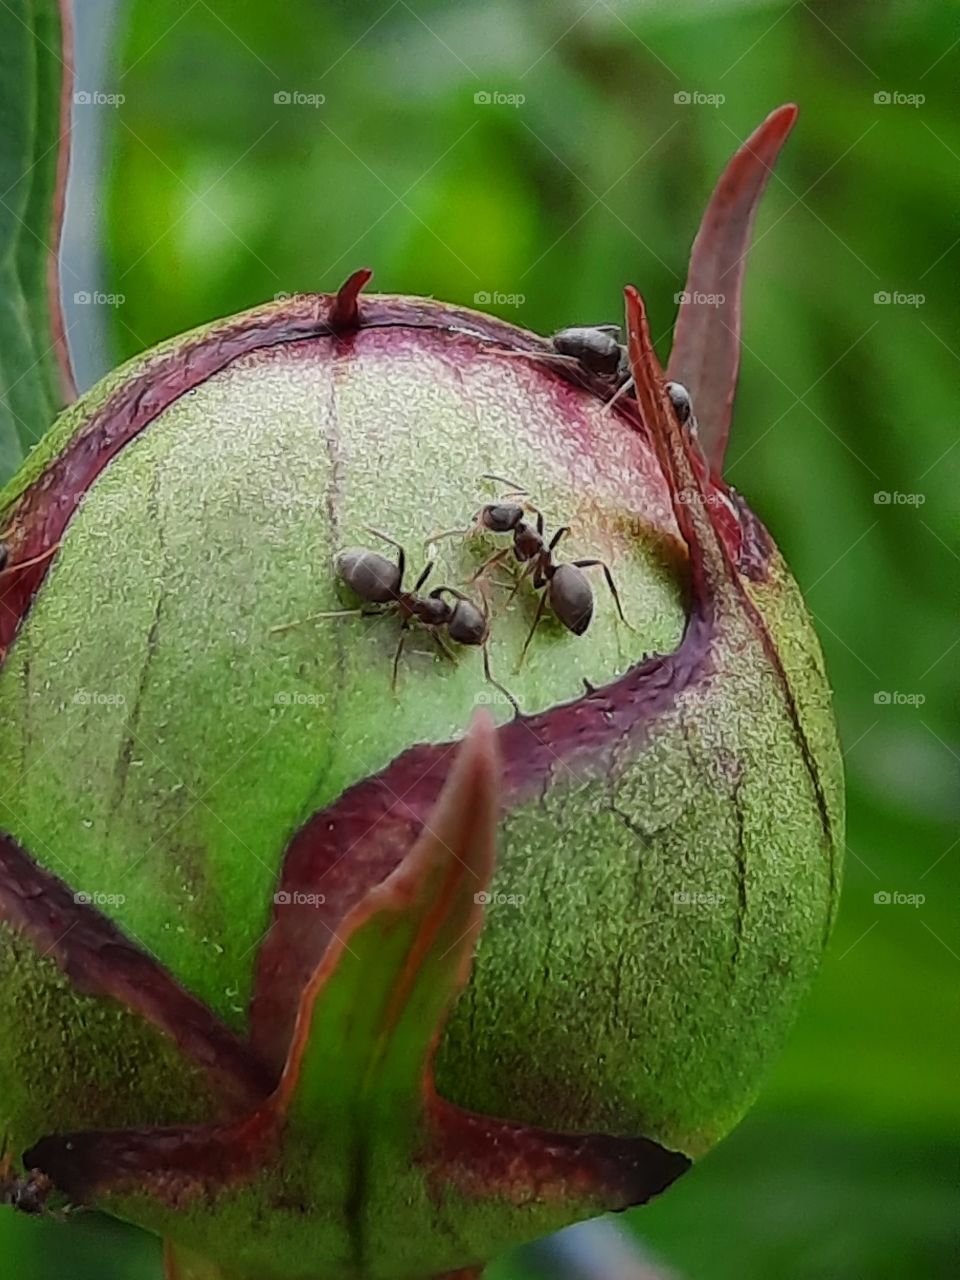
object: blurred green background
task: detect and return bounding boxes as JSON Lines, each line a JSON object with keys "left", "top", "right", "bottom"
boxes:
{"left": 3, "top": 1, "right": 957, "bottom": 1276}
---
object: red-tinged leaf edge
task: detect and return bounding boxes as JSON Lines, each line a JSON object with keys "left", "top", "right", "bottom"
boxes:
{"left": 667, "top": 104, "right": 798, "bottom": 474}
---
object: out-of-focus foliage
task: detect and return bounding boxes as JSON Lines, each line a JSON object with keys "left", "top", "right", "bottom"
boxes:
{"left": 0, "top": 0, "right": 68, "bottom": 477}
{"left": 3, "top": 1, "right": 957, "bottom": 1276}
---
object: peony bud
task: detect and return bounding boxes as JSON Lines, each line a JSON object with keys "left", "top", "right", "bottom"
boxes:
{"left": 0, "top": 106, "right": 842, "bottom": 1279}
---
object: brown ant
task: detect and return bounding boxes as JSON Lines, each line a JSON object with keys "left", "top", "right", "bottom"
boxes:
{"left": 433, "top": 477, "right": 631, "bottom": 666}
{"left": 271, "top": 530, "right": 519, "bottom": 713}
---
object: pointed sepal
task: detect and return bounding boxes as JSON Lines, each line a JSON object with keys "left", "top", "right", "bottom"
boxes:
{"left": 667, "top": 104, "right": 797, "bottom": 473}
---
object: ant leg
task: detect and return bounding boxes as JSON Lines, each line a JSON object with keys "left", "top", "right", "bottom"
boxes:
{"left": 516, "top": 591, "right": 550, "bottom": 672}
{"left": 0, "top": 543, "right": 62, "bottom": 578}
{"left": 571, "top": 559, "right": 632, "bottom": 629}
{"left": 601, "top": 376, "right": 635, "bottom": 416}
{"left": 479, "top": 349, "right": 577, "bottom": 372}
{"left": 483, "top": 644, "right": 521, "bottom": 717}
{"left": 363, "top": 527, "right": 406, "bottom": 584}
{"left": 430, "top": 630, "right": 457, "bottom": 664}
{"left": 466, "top": 547, "right": 511, "bottom": 584}
{"left": 270, "top": 606, "right": 383, "bottom": 635}
{"left": 480, "top": 472, "right": 532, "bottom": 505}
{"left": 413, "top": 559, "right": 434, "bottom": 592}
{"left": 391, "top": 622, "right": 410, "bottom": 691}
{"left": 423, "top": 525, "right": 472, "bottom": 549}
{"left": 548, "top": 525, "right": 570, "bottom": 552}
{"left": 499, "top": 555, "right": 538, "bottom": 611}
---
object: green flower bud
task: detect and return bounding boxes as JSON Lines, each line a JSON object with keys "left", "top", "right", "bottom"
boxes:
{"left": 0, "top": 106, "right": 842, "bottom": 1280}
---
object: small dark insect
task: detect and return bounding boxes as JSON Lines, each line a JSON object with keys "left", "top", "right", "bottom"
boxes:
{"left": 551, "top": 325, "right": 629, "bottom": 381}
{"left": 665, "top": 380, "right": 693, "bottom": 426}
{"left": 427, "top": 474, "right": 539, "bottom": 551}
{"left": 272, "top": 529, "right": 518, "bottom": 712}
{"left": 454, "top": 481, "right": 631, "bottom": 666}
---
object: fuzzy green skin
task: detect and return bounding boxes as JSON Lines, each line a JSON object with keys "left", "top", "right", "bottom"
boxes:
{"left": 0, "top": 299, "right": 843, "bottom": 1272}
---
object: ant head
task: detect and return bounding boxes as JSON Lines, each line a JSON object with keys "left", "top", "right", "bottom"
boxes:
{"left": 664, "top": 381, "right": 693, "bottom": 426}
{"left": 335, "top": 548, "right": 402, "bottom": 603}
{"left": 483, "top": 502, "right": 524, "bottom": 533}
{"left": 447, "top": 597, "right": 487, "bottom": 646}
{"left": 548, "top": 563, "right": 594, "bottom": 636}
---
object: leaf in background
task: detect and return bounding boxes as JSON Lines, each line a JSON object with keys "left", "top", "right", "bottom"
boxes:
{"left": 0, "top": 0, "right": 75, "bottom": 485}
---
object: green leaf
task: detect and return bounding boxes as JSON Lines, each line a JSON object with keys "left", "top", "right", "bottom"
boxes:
{"left": 0, "top": 0, "right": 72, "bottom": 483}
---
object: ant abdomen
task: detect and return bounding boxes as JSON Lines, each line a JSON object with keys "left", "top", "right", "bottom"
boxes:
{"left": 446, "top": 598, "right": 486, "bottom": 646}
{"left": 548, "top": 564, "right": 594, "bottom": 636}
{"left": 552, "top": 325, "right": 624, "bottom": 378}
{"left": 335, "top": 549, "right": 401, "bottom": 603}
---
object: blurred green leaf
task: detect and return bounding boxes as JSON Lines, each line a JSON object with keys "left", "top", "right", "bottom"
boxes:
{"left": 0, "top": 0, "right": 68, "bottom": 482}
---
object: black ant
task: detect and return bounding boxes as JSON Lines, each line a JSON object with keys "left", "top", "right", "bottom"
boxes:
{"left": 665, "top": 380, "right": 694, "bottom": 427}
{"left": 432, "top": 478, "right": 631, "bottom": 666}
{"left": 551, "top": 325, "right": 630, "bottom": 382}
{"left": 271, "top": 530, "right": 519, "bottom": 713}
{"left": 485, "top": 325, "right": 632, "bottom": 402}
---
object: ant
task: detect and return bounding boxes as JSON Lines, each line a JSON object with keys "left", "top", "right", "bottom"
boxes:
{"left": 271, "top": 530, "right": 519, "bottom": 713}
{"left": 665, "top": 380, "right": 694, "bottom": 428}
{"left": 432, "top": 477, "right": 631, "bottom": 666}
{"left": 551, "top": 325, "right": 630, "bottom": 382}
{"left": 485, "top": 325, "right": 632, "bottom": 401}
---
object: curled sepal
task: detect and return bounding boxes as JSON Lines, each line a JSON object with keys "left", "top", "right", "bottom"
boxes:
{"left": 667, "top": 104, "right": 798, "bottom": 474}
